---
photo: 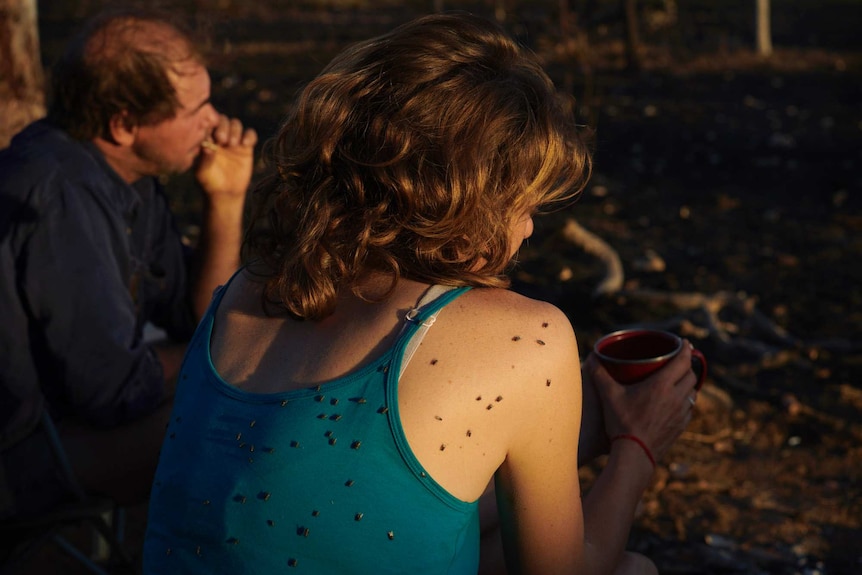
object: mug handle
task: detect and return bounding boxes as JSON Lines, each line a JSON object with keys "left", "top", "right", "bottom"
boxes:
{"left": 691, "top": 349, "right": 707, "bottom": 390}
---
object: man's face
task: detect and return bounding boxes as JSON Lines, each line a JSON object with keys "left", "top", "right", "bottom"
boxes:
{"left": 132, "top": 60, "right": 219, "bottom": 176}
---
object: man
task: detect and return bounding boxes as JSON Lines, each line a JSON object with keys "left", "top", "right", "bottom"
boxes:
{"left": 0, "top": 9, "right": 257, "bottom": 511}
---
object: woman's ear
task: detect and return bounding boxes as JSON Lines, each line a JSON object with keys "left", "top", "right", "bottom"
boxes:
{"left": 107, "top": 111, "right": 137, "bottom": 147}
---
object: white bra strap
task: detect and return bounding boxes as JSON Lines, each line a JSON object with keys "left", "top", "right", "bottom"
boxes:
{"left": 398, "top": 285, "right": 456, "bottom": 378}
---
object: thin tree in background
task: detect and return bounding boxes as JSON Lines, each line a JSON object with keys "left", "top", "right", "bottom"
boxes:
{"left": 0, "top": 0, "right": 45, "bottom": 148}
{"left": 622, "top": 0, "right": 642, "bottom": 71}
{"left": 756, "top": 0, "right": 773, "bottom": 57}
{"left": 433, "top": 0, "right": 507, "bottom": 22}
{"left": 493, "top": 0, "right": 507, "bottom": 23}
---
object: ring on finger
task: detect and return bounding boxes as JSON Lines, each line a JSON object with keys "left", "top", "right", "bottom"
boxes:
{"left": 687, "top": 395, "right": 696, "bottom": 407}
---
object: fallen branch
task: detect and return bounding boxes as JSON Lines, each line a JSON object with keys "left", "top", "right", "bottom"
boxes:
{"left": 561, "top": 217, "right": 623, "bottom": 297}
{"left": 558, "top": 219, "right": 857, "bottom": 366}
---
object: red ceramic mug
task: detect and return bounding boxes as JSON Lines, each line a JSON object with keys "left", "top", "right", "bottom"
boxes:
{"left": 593, "top": 329, "right": 707, "bottom": 389}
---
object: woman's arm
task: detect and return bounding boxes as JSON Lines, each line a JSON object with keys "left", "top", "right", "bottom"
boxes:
{"left": 480, "top": 351, "right": 608, "bottom": 575}
{"left": 577, "top": 365, "right": 611, "bottom": 467}
{"left": 492, "top": 305, "right": 585, "bottom": 574}
{"left": 580, "top": 349, "right": 698, "bottom": 574}
{"left": 488, "top": 335, "right": 697, "bottom": 575}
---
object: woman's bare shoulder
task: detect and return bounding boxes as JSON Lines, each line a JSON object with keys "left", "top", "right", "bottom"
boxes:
{"left": 445, "top": 288, "right": 575, "bottom": 340}
{"left": 432, "top": 288, "right": 579, "bottom": 375}
{"left": 397, "top": 288, "right": 581, "bottom": 501}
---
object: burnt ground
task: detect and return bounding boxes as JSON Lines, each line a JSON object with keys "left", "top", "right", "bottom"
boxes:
{"left": 517, "top": 45, "right": 862, "bottom": 575}
{"left": 536, "top": 60, "right": 862, "bottom": 575}
{"left": 20, "top": 2, "right": 862, "bottom": 574}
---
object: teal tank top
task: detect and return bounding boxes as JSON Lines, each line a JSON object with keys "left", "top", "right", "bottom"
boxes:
{"left": 143, "top": 281, "right": 478, "bottom": 574}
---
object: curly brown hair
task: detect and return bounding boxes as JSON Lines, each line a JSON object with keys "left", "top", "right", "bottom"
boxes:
{"left": 245, "top": 13, "right": 592, "bottom": 320}
{"left": 48, "top": 8, "right": 204, "bottom": 141}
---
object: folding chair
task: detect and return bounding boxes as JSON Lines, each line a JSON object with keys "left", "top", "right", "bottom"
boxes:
{"left": 0, "top": 411, "right": 140, "bottom": 575}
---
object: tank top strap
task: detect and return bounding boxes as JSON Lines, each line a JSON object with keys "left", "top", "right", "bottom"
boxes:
{"left": 398, "top": 285, "right": 471, "bottom": 378}
{"left": 203, "top": 266, "right": 246, "bottom": 319}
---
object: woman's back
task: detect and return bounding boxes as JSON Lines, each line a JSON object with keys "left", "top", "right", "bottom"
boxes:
{"left": 143, "top": 273, "right": 581, "bottom": 573}
{"left": 212, "top": 274, "right": 579, "bottom": 500}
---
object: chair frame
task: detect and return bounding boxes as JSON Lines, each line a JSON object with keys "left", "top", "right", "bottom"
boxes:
{"left": 0, "top": 411, "right": 140, "bottom": 575}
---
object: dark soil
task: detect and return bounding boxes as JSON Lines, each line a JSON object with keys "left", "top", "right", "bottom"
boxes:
{"left": 25, "top": 2, "right": 862, "bottom": 574}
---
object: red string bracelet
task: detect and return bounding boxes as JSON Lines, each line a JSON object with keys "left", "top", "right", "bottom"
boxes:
{"left": 610, "top": 434, "right": 656, "bottom": 470}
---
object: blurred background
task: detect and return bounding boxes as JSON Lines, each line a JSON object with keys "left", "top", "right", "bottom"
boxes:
{"left": 4, "top": 1, "right": 862, "bottom": 573}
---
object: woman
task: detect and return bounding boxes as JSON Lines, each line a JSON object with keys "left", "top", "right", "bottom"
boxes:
{"left": 143, "top": 13, "right": 697, "bottom": 574}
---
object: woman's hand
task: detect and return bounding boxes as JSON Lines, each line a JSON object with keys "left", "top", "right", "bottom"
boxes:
{"left": 584, "top": 344, "right": 698, "bottom": 464}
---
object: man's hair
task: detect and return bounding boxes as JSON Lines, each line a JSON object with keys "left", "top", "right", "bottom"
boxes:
{"left": 245, "top": 13, "right": 592, "bottom": 320}
{"left": 47, "top": 8, "right": 204, "bottom": 140}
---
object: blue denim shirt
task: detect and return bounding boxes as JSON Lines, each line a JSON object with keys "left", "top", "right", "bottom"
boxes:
{"left": 0, "top": 121, "right": 196, "bottom": 447}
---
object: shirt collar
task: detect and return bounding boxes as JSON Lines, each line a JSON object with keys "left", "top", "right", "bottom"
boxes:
{"left": 81, "top": 139, "right": 154, "bottom": 216}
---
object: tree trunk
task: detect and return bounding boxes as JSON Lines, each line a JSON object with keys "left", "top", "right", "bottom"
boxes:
{"left": 755, "top": 0, "right": 773, "bottom": 57}
{"left": 0, "top": 0, "right": 45, "bottom": 149}
{"left": 622, "top": 0, "right": 642, "bottom": 71}
{"left": 493, "top": 0, "right": 506, "bottom": 23}
{"left": 560, "top": 0, "right": 571, "bottom": 37}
